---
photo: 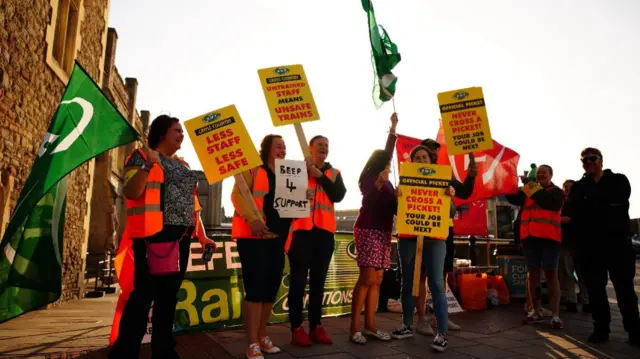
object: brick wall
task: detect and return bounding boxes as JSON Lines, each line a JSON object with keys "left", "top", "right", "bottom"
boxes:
{"left": 0, "top": 0, "right": 110, "bottom": 302}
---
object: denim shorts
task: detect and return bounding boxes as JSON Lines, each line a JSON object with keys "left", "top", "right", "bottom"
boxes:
{"left": 522, "top": 236, "right": 561, "bottom": 271}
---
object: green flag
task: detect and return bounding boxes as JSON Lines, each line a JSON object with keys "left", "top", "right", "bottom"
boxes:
{"left": 0, "top": 62, "right": 140, "bottom": 323}
{"left": 362, "top": 0, "right": 401, "bottom": 108}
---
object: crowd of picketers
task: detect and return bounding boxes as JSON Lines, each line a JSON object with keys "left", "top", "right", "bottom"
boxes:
{"left": 505, "top": 146, "right": 639, "bottom": 346}
{"left": 109, "top": 113, "right": 638, "bottom": 359}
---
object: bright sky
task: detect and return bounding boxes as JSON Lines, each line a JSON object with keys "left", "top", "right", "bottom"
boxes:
{"left": 109, "top": 0, "right": 640, "bottom": 217}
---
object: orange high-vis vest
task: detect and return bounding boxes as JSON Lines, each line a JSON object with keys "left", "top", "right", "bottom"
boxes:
{"left": 284, "top": 168, "right": 338, "bottom": 252}
{"left": 231, "top": 167, "right": 270, "bottom": 239}
{"left": 124, "top": 149, "right": 201, "bottom": 239}
{"left": 520, "top": 185, "right": 562, "bottom": 242}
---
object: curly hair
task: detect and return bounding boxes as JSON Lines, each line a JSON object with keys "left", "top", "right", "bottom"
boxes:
{"left": 259, "top": 134, "right": 283, "bottom": 164}
{"left": 147, "top": 115, "right": 180, "bottom": 149}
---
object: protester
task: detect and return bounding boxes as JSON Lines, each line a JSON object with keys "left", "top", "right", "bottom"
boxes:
{"left": 393, "top": 145, "right": 475, "bottom": 352}
{"left": 506, "top": 165, "right": 564, "bottom": 329}
{"left": 558, "top": 180, "right": 589, "bottom": 313}
{"left": 287, "top": 135, "right": 347, "bottom": 346}
{"left": 349, "top": 113, "right": 399, "bottom": 344}
{"left": 109, "top": 115, "right": 216, "bottom": 359}
{"left": 565, "top": 148, "right": 640, "bottom": 345}
{"left": 231, "top": 134, "right": 301, "bottom": 359}
{"left": 415, "top": 138, "right": 474, "bottom": 332}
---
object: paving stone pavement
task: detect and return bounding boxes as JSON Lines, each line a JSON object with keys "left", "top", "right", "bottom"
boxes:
{"left": 1, "top": 262, "right": 639, "bottom": 359}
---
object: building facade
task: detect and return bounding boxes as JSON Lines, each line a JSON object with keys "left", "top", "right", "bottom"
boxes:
{"left": 0, "top": 0, "right": 146, "bottom": 303}
{"left": 195, "top": 171, "right": 223, "bottom": 228}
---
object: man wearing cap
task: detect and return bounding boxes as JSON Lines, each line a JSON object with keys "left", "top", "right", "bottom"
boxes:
{"left": 566, "top": 147, "right": 640, "bottom": 345}
{"left": 415, "top": 138, "right": 476, "bottom": 333}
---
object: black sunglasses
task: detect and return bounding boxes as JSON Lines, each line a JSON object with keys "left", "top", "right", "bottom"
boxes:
{"left": 581, "top": 155, "right": 600, "bottom": 164}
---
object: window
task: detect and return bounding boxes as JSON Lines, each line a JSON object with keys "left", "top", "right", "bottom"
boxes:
{"left": 45, "top": 0, "right": 85, "bottom": 83}
{"left": 52, "top": 0, "right": 80, "bottom": 73}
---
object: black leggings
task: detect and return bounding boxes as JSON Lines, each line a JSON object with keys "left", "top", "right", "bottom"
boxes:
{"left": 109, "top": 226, "right": 193, "bottom": 359}
{"left": 236, "top": 237, "right": 286, "bottom": 303}
{"left": 287, "top": 228, "right": 335, "bottom": 330}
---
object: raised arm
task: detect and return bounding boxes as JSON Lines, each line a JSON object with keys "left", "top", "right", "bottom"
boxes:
{"left": 384, "top": 112, "right": 398, "bottom": 155}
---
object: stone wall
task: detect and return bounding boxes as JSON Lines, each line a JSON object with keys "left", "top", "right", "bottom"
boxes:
{"left": 87, "top": 27, "right": 146, "bottom": 260}
{"left": 0, "top": 0, "right": 110, "bottom": 302}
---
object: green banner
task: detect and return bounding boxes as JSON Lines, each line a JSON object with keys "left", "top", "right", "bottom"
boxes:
{"left": 173, "top": 233, "right": 358, "bottom": 332}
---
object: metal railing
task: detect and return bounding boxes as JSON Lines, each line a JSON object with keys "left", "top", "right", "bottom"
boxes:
{"left": 84, "top": 251, "right": 116, "bottom": 298}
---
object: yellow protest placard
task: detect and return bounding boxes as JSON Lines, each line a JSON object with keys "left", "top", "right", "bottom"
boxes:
{"left": 184, "top": 105, "right": 262, "bottom": 184}
{"left": 397, "top": 162, "right": 452, "bottom": 240}
{"left": 438, "top": 86, "right": 493, "bottom": 155}
{"left": 257, "top": 64, "right": 320, "bottom": 127}
{"left": 522, "top": 181, "right": 543, "bottom": 198}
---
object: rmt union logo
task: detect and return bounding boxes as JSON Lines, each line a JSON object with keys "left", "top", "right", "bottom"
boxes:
{"left": 418, "top": 167, "right": 436, "bottom": 176}
{"left": 274, "top": 67, "right": 290, "bottom": 75}
{"left": 202, "top": 112, "right": 221, "bottom": 123}
{"left": 452, "top": 91, "right": 469, "bottom": 100}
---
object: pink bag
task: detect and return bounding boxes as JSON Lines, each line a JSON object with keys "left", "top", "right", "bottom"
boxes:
{"left": 146, "top": 241, "right": 180, "bottom": 275}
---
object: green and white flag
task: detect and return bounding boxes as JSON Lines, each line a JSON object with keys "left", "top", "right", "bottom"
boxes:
{"left": 362, "top": 0, "right": 401, "bottom": 108}
{"left": 0, "top": 62, "right": 139, "bottom": 323}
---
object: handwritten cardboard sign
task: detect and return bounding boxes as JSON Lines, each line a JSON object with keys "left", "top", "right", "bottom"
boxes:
{"left": 274, "top": 159, "right": 309, "bottom": 218}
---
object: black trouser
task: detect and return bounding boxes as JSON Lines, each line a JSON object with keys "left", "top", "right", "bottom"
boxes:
{"left": 110, "top": 226, "right": 193, "bottom": 359}
{"left": 579, "top": 237, "right": 640, "bottom": 334}
{"left": 287, "top": 228, "right": 335, "bottom": 331}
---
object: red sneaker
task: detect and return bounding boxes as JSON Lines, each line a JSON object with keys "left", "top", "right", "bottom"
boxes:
{"left": 310, "top": 325, "right": 333, "bottom": 345}
{"left": 291, "top": 327, "right": 312, "bottom": 347}
{"left": 550, "top": 317, "right": 564, "bottom": 329}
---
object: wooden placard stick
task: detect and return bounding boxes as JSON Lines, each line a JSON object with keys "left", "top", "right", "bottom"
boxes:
{"left": 412, "top": 236, "right": 425, "bottom": 296}
{"left": 294, "top": 123, "right": 311, "bottom": 158}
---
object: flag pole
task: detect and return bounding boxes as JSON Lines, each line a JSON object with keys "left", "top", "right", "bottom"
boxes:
{"left": 391, "top": 152, "right": 399, "bottom": 187}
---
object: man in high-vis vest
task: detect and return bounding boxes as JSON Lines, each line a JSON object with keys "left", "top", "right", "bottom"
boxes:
{"left": 287, "top": 135, "right": 346, "bottom": 347}
{"left": 507, "top": 164, "right": 564, "bottom": 329}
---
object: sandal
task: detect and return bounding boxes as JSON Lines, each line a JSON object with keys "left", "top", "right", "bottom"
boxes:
{"left": 362, "top": 329, "right": 391, "bottom": 341}
{"left": 350, "top": 332, "right": 367, "bottom": 344}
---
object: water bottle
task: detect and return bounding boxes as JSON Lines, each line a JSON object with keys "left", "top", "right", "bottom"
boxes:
{"left": 527, "top": 163, "right": 537, "bottom": 180}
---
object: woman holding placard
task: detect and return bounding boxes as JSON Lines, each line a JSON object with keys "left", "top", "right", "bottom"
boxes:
{"left": 392, "top": 145, "right": 475, "bottom": 352}
{"left": 109, "top": 115, "right": 216, "bottom": 359}
{"left": 348, "top": 113, "right": 400, "bottom": 344}
{"left": 286, "top": 135, "right": 347, "bottom": 347}
{"left": 231, "top": 134, "right": 293, "bottom": 359}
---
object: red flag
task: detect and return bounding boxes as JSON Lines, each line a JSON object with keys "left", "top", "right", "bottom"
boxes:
{"left": 453, "top": 200, "right": 489, "bottom": 236}
{"left": 435, "top": 124, "right": 520, "bottom": 205}
{"left": 108, "top": 230, "right": 135, "bottom": 346}
{"left": 395, "top": 134, "right": 422, "bottom": 165}
{"left": 394, "top": 127, "right": 520, "bottom": 206}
